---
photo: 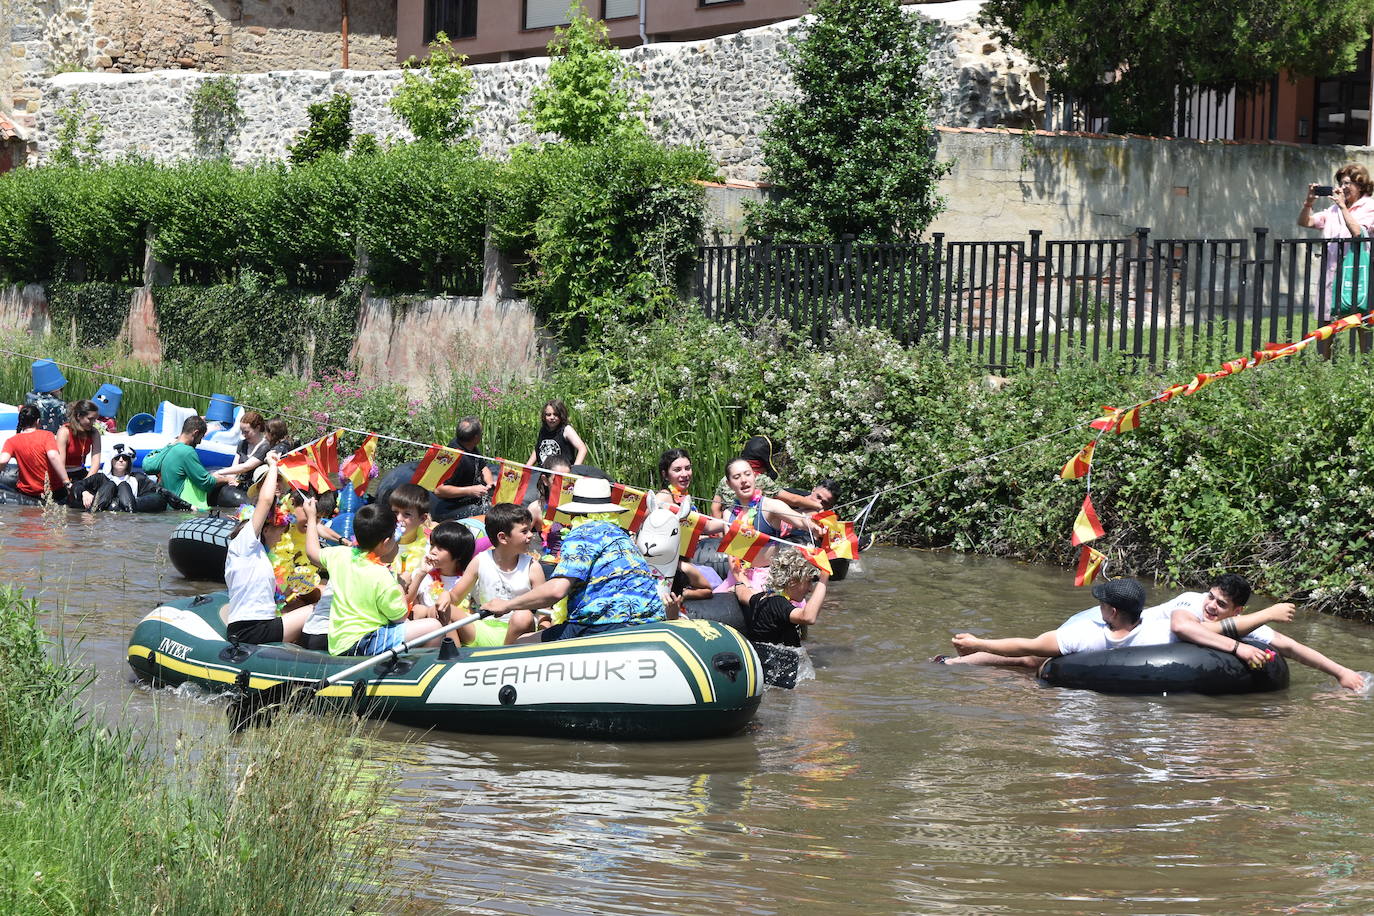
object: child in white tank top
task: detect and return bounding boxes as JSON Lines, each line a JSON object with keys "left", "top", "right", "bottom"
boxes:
{"left": 443, "top": 502, "right": 549, "bottom": 647}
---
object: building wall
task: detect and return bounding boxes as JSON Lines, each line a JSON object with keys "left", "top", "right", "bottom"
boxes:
{"left": 24, "top": 10, "right": 1042, "bottom": 178}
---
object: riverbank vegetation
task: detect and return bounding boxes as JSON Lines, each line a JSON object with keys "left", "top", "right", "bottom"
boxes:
{"left": 0, "top": 585, "right": 410, "bottom": 914}
{"left": 5, "top": 317, "right": 1373, "bottom": 618}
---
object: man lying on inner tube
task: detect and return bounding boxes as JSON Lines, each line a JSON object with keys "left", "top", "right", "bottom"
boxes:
{"left": 1164, "top": 573, "right": 1367, "bottom": 691}
{"left": 939, "top": 578, "right": 1288, "bottom": 670}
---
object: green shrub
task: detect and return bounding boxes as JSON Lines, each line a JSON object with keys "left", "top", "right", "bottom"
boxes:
{"left": 391, "top": 32, "right": 477, "bottom": 146}
{"left": 151, "top": 161, "right": 253, "bottom": 283}
{"left": 46, "top": 281, "right": 135, "bottom": 347}
{"left": 288, "top": 92, "right": 354, "bottom": 166}
{"left": 526, "top": 3, "right": 647, "bottom": 144}
{"left": 0, "top": 167, "right": 52, "bottom": 281}
{"left": 188, "top": 76, "right": 244, "bottom": 157}
{"left": 353, "top": 142, "right": 490, "bottom": 294}
{"left": 492, "top": 138, "right": 715, "bottom": 342}
{"left": 240, "top": 155, "right": 360, "bottom": 286}
{"left": 40, "top": 162, "right": 160, "bottom": 282}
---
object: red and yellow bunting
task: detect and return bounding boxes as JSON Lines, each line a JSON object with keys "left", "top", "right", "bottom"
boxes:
{"left": 1060, "top": 308, "right": 1374, "bottom": 581}
{"left": 411, "top": 445, "right": 463, "bottom": 490}
{"left": 719, "top": 514, "right": 772, "bottom": 565}
{"left": 279, "top": 429, "right": 340, "bottom": 492}
{"left": 678, "top": 510, "right": 715, "bottom": 559}
{"left": 1074, "top": 545, "right": 1107, "bottom": 587}
{"left": 1070, "top": 495, "right": 1105, "bottom": 547}
{"left": 813, "top": 510, "right": 860, "bottom": 560}
{"left": 494, "top": 460, "right": 534, "bottom": 505}
{"left": 339, "top": 433, "right": 377, "bottom": 496}
{"left": 1059, "top": 439, "right": 1096, "bottom": 480}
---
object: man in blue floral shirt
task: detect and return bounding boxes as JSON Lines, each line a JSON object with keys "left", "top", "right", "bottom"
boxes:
{"left": 482, "top": 470, "right": 665, "bottom": 640}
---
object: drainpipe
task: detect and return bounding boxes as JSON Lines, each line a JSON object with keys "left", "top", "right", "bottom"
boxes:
{"left": 340, "top": 0, "right": 351, "bottom": 68}
{"left": 639, "top": 0, "right": 647, "bottom": 46}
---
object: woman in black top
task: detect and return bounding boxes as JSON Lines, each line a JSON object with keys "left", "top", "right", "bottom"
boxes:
{"left": 526, "top": 400, "right": 587, "bottom": 468}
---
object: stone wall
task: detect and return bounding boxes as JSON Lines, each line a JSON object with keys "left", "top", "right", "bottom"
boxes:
{"left": 20, "top": 6, "right": 1042, "bottom": 179}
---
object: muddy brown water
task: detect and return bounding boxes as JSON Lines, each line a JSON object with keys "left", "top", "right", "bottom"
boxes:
{"left": 3, "top": 507, "right": 1374, "bottom": 915}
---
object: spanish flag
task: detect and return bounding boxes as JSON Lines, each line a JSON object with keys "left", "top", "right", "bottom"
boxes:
{"left": 719, "top": 513, "right": 771, "bottom": 565}
{"left": 494, "top": 460, "right": 534, "bottom": 505}
{"left": 1059, "top": 439, "right": 1096, "bottom": 480}
{"left": 543, "top": 473, "right": 576, "bottom": 526}
{"left": 1070, "top": 494, "right": 1105, "bottom": 546}
{"left": 813, "top": 510, "right": 859, "bottom": 560}
{"left": 411, "top": 445, "right": 463, "bottom": 491}
{"left": 799, "top": 545, "right": 833, "bottom": 575}
{"left": 677, "top": 510, "right": 714, "bottom": 559}
{"left": 610, "top": 482, "right": 650, "bottom": 534}
{"left": 1074, "top": 545, "right": 1107, "bottom": 586}
{"left": 279, "top": 429, "right": 340, "bottom": 492}
{"left": 339, "top": 433, "right": 377, "bottom": 496}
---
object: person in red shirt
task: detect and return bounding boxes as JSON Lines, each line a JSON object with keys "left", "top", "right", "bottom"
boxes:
{"left": 0, "top": 404, "right": 70, "bottom": 499}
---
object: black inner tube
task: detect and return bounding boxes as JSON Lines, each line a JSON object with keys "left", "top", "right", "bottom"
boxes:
{"left": 1039, "top": 640, "right": 1290, "bottom": 695}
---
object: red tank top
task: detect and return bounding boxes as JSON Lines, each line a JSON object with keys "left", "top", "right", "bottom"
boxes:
{"left": 63, "top": 427, "right": 93, "bottom": 470}
{"left": 9, "top": 429, "right": 59, "bottom": 496}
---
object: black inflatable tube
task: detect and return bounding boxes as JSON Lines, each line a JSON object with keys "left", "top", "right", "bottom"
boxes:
{"left": 1039, "top": 640, "right": 1290, "bottom": 695}
{"left": 682, "top": 591, "right": 745, "bottom": 631}
{"left": 168, "top": 514, "right": 238, "bottom": 582}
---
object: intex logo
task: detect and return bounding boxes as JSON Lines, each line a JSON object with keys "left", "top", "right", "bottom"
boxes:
{"left": 157, "top": 637, "right": 192, "bottom": 661}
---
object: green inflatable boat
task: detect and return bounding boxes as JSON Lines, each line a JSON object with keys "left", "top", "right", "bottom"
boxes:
{"left": 127, "top": 593, "right": 765, "bottom": 741}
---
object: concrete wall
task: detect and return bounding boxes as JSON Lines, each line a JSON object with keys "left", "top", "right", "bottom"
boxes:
{"left": 928, "top": 128, "right": 1374, "bottom": 241}
{"left": 18, "top": 6, "right": 1041, "bottom": 178}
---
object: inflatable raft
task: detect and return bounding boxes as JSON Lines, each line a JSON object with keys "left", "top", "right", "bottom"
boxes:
{"left": 1039, "top": 640, "right": 1290, "bottom": 695}
{"left": 128, "top": 593, "right": 764, "bottom": 740}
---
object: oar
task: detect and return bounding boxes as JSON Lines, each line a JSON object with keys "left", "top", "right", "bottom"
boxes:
{"left": 308, "top": 608, "right": 494, "bottom": 694}
{"left": 227, "top": 609, "right": 493, "bottom": 731}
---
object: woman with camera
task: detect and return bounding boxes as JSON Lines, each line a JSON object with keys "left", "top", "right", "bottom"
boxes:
{"left": 1298, "top": 163, "right": 1374, "bottom": 352}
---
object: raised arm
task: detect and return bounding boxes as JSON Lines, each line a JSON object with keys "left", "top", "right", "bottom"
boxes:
{"left": 302, "top": 495, "right": 323, "bottom": 568}
{"left": 790, "top": 571, "right": 829, "bottom": 626}
{"left": 248, "top": 455, "right": 280, "bottom": 538}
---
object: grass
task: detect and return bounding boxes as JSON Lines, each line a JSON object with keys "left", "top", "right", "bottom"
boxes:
{"left": 0, "top": 585, "right": 413, "bottom": 915}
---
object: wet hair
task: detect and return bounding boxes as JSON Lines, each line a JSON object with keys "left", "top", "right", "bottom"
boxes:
{"left": 239, "top": 410, "right": 266, "bottom": 434}
{"left": 429, "top": 521, "right": 475, "bottom": 570}
{"left": 537, "top": 455, "right": 571, "bottom": 500}
{"left": 265, "top": 418, "right": 289, "bottom": 446}
{"left": 1336, "top": 163, "right": 1374, "bottom": 197}
{"left": 449, "top": 415, "right": 481, "bottom": 449}
{"left": 658, "top": 448, "right": 690, "bottom": 482}
{"left": 66, "top": 399, "right": 99, "bottom": 428}
{"left": 389, "top": 483, "right": 431, "bottom": 516}
{"left": 485, "top": 502, "right": 530, "bottom": 543}
{"left": 181, "top": 415, "right": 208, "bottom": 438}
{"left": 768, "top": 549, "right": 813, "bottom": 591}
{"left": 352, "top": 503, "right": 394, "bottom": 552}
{"left": 1212, "top": 573, "right": 1252, "bottom": 608}
{"left": 16, "top": 404, "right": 39, "bottom": 430}
{"left": 541, "top": 400, "right": 569, "bottom": 431}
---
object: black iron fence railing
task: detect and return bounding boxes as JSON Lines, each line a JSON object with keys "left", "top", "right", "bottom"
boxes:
{"left": 694, "top": 229, "right": 1374, "bottom": 370}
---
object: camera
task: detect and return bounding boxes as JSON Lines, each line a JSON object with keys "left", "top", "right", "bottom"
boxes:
{"left": 1313, "top": 185, "right": 1335, "bottom": 196}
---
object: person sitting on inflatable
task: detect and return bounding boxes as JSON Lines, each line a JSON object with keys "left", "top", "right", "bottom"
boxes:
{"left": 224, "top": 454, "right": 314, "bottom": 647}
{"left": 55, "top": 399, "right": 101, "bottom": 486}
{"left": 480, "top": 471, "right": 666, "bottom": 641}
{"left": 440, "top": 502, "right": 550, "bottom": 646}
{"left": 946, "top": 579, "right": 1170, "bottom": 667}
{"left": 405, "top": 520, "right": 476, "bottom": 623}
{"left": 0, "top": 404, "right": 70, "bottom": 500}
{"left": 388, "top": 483, "right": 433, "bottom": 591}
{"left": 142, "top": 416, "right": 246, "bottom": 509}
{"left": 302, "top": 500, "right": 444, "bottom": 656}
{"left": 1168, "top": 573, "right": 1368, "bottom": 690}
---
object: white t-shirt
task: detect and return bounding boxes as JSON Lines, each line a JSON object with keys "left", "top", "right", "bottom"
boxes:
{"left": 224, "top": 524, "right": 278, "bottom": 626}
{"left": 414, "top": 571, "right": 460, "bottom": 609}
{"left": 1159, "top": 591, "right": 1275, "bottom": 645}
{"left": 1054, "top": 610, "right": 1172, "bottom": 655}
{"left": 474, "top": 551, "right": 533, "bottom": 605}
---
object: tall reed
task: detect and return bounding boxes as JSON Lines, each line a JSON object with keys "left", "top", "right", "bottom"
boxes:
{"left": 0, "top": 585, "right": 413, "bottom": 915}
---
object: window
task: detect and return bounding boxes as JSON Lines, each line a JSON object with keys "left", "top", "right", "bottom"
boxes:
{"left": 604, "top": 0, "right": 637, "bottom": 18}
{"left": 524, "top": 0, "right": 571, "bottom": 29}
{"left": 425, "top": 0, "right": 477, "bottom": 42}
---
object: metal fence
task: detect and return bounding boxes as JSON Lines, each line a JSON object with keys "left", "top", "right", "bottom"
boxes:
{"left": 695, "top": 229, "right": 1374, "bottom": 370}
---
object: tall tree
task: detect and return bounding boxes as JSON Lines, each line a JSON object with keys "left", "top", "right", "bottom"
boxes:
{"left": 747, "top": 0, "right": 949, "bottom": 244}
{"left": 981, "top": 0, "right": 1374, "bottom": 135}
{"left": 526, "top": 2, "right": 647, "bottom": 145}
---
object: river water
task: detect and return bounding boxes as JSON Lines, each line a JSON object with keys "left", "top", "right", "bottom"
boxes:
{"left": 4, "top": 507, "right": 1374, "bottom": 915}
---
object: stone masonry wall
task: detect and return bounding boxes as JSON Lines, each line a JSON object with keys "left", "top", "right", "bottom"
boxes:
{"left": 21, "top": 5, "right": 1042, "bottom": 181}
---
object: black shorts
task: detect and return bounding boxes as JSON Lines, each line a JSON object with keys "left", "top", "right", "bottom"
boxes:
{"left": 300, "top": 633, "right": 329, "bottom": 652}
{"left": 227, "top": 617, "right": 285, "bottom": 645}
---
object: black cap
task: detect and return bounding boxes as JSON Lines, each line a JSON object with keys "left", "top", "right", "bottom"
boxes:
{"left": 741, "top": 436, "right": 779, "bottom": 478}
{"left": 1091, "top": 578, "right": 1147, "bottom": 618}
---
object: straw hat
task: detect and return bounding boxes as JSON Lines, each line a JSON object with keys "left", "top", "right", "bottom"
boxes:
{"left": 560, "top": 474, "right": 629, "bottom": 515}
